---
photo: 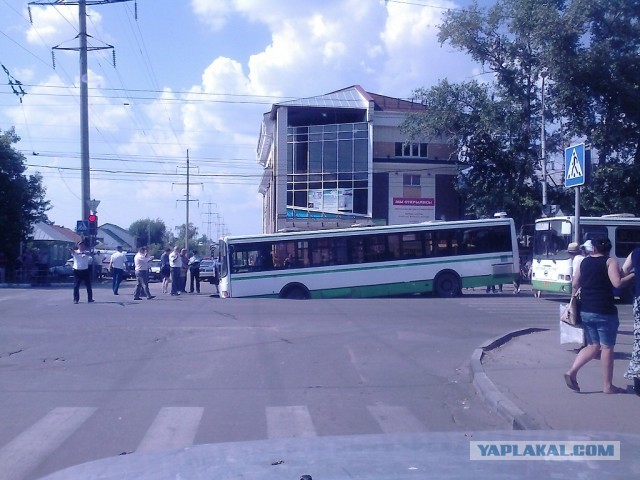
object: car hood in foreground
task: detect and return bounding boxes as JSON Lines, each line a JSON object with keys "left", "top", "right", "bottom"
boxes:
{"left": 41, "top": 431, "right": 640, "bottom": 480}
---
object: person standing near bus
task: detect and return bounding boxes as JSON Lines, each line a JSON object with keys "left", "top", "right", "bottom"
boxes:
{"left": 564, "top": 237, "right": 634, "bottom": 394}
{"left": 160, "top": 247, "right": 171, "bottom": 294}
{"left": 180, "top": 248, "right": 189, "bottom": 293}
{"left": 70, "top": 241, "right": 93, "bottom": 304}
{"left": 188, "top": 250, "right": 202, "bottom": 294}
{"left": 133, "top": 246, "right": 154, "bottom": 300}
{"left": 169, "top": 246, "right": 182, "bottom": 296}
{"left": 623, "top": 246, "right": 640, "bottom": 396}
{"left": 109, "top": 246, "right": 127, "bottom": 295}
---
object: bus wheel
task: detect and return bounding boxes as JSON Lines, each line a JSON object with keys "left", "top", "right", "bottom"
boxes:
{"left": 279, "top": 284, "right": 309, "bottom": 300}
{"left": 434, "top": 271, "right": 461, "bottom": 297}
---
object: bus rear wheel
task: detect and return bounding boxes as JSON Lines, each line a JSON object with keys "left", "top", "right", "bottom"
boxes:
{"left": 279, "top": 284, "right": 310, "bottom": 300}
{"left": 434, "top": 271, "right": 461, "bottom": 297}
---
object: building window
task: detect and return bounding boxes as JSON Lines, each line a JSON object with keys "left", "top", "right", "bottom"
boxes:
{"left": 395, "top": 142, "right": 428, "bottom": 158}
{"left": 287, "top": 122, "right": 369, "bottom": 216}
{"left": 403, "top": 174, "right": 421, "bottom": 186}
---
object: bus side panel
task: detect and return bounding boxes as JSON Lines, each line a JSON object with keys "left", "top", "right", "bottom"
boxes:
{"left": 226, "top": 254, "right": 516, "bottom": 299}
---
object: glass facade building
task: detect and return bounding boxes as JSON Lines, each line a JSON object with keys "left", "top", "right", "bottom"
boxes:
{"left": 286, "top": 122, "right": 369, "bottom": 217}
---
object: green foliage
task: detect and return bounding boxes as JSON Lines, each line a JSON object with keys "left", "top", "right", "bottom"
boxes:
{"left": 581, "top": 165, "right": 640, "bottom": 216}
{"left": 404, "top": 0, "right": 640, "bottom": 224}
{"left": 0, "top": 128, "right": 50, "bottom": 266}
{"left": 128, "top": 218, "right": 167, "bottom": 249}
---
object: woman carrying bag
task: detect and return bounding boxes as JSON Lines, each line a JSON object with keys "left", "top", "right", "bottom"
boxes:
{"left": 623, "top": 246, "right": 640, "bottom": 395}
{"left": 564, "top": 237, "right": 634, "bottom": 394}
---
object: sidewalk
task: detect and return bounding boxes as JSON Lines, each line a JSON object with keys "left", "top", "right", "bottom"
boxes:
{"left": 473, "top": 326, "right": 640, "bottom": 432}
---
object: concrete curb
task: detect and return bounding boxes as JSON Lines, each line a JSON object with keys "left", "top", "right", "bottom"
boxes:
{"left": 471, "top": 327, "right": 549, "bottom": 431}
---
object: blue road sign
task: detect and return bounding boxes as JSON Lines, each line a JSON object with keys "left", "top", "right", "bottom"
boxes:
{"left": 76, "top": 220, "right": 89, "bottom": 233}
{"left": 565, "top": 143, "right": 589, "bottom": 187}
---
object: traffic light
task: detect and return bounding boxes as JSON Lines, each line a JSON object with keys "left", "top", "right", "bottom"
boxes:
{"left": 88, "top": 214, "right": 98, "bottom": 235}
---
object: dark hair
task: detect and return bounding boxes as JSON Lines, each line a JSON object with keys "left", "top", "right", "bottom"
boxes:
{"left": 592, "top": 236, "right": 612, "bottom": 254}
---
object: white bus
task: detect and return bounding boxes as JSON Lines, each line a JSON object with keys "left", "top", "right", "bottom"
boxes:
{"left": 531, "top": 215, "right": 640, "bottom": 297}
{"left": 218, "top": 218, "right": 519, "bottom": 299}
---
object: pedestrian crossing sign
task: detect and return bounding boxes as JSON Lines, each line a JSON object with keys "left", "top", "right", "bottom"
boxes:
{"left": 564, "top": 143, "right": 590, "bottom": 187}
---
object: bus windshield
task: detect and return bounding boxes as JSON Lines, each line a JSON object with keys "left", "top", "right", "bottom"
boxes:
{"left": 533, "top": 219, "right": 572, "bottom": 260}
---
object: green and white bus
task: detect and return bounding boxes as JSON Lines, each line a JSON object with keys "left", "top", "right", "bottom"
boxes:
{"left": 531, "top": 215, "right": 640, "bottom": 296}
{"left": 218, "top": 217, "right": 519, "bottom": 299}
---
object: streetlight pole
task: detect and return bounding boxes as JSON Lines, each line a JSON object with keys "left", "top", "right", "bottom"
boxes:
{"left": 540, "top": 71, "right": 548, "bottom": 212}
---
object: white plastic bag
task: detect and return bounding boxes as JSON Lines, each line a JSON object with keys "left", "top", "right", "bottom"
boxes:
{"left": 560, "top": 318, "right": 584, "bottom": 344}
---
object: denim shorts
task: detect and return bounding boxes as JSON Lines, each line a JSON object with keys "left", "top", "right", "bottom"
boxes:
{"left": 580, "top": 311, "right": 620, "bottom": 347}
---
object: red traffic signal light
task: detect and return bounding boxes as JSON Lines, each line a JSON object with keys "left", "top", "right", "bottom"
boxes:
{"left": 88, "top": 214, "right": 98, "bottom": 235}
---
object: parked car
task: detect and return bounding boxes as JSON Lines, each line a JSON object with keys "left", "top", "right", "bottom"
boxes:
{"left": 199, "top": 259, "right": 218, "bottom": 284}
{"left": 149, "top": 259, "right": 162, "bottom": 281}
{"left": 124, "top": 253, "right": 136, "bottom": 279}
{"left": 49, "top": 259, "right": 73, "bottom": 277}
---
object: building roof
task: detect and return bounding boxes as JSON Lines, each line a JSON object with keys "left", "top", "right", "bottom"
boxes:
{"left": 274, "top": 85, "right": 424, "bottom": 113}
{"left": 31, "top": 222, "right": 81, "bottom": 243}
{"left": 99, "top": 224, "right": 135, "bottom": 250}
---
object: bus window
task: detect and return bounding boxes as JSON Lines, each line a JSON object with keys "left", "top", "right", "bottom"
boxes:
{"left": 311, "top": 238, "right": 331, "bottom": 266}
{"left": 364, "top": 235, "right": 388, "bottom": 262}
{"left": 387, "top": 234, "right": 401, "bottom": 259}
{"left": 615, "top": 227, "right": 640, "bottom": 258}
{"left": 349, "top": 237, "right": 366, "bottom": 264}
{"left": 401, "top": 233, "right": 424, "bottom": 258}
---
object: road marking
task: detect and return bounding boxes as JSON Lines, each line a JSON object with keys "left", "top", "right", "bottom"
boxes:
{"left": 367, "top": 405, "right": 426, "bottom": 433}
{"left": 136, "top": 407, "right": 204, "bottom": 453}
{"left": 266, "top": 406, "right": 317, "bottom": 439}
{"left": 0, "top": 407, "right": 96, "bottom": 480}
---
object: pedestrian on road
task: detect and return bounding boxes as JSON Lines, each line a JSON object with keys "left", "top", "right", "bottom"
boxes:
{"left": 180, "top": 248, "right": 189, "bottom": 293}
{"left": 169, "top": 246, "right": 182, "bottom": 296}
{"left": 564, "top": 237, "right": 634, "bottom": 394}
{"left": 133, "top": 246, "right": 155, "bottom": 300}
{"left": 160, "top": 247, "right": 171, "bottom": 294}
{"left": 188, "top": 250, "right": 202, "bottom": 294}
{"left": 622, "top": 246, "right": 640, "bottom": 396}
{"left": 70, "top": 241, "right": 94, "bottom": 304}
{"left": 568, "top": 242, "right": 585, "bottom": 276}
{"left": 109, "top": 246, "right": 126, "bottom": 295}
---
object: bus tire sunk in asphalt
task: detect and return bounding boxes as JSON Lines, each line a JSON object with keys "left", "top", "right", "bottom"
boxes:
{"left": 433, "top": 270, "right": 461, "bottom": 297}
{"left": 279, "top": 283, "right": 310, "bottom": 300}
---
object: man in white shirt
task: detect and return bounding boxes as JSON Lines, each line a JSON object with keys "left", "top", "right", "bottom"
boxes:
{"left": 70, "top": 241, "right": 94, "bottom": 304}
{"left": 169, "top": 246, "right": 182, "bottom": 296}
{"left": 109, "top": 246, "right": 127, "bottom": 295}
{"left": 133, "top": 246, "right": 154, "bottom": 300}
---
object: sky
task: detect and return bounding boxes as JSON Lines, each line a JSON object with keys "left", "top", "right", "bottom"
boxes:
{"left": 1, "top": 0, "right": 492, "bottom": 240}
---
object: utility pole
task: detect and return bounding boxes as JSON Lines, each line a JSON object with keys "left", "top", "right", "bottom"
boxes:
{"left": 28, "top": 0, "right": 136, "bottom": 221}
{"left": 174, "top": 150, "right": 201, "bottom": 250}
{"left": 202, "top": 202, "right": 218, "bottom": 242}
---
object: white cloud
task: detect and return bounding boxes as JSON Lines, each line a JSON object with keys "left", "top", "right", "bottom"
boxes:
{"left": 5, "top": 0, "right": 483, "bottom": 237}
{"left": 26, "top": 5, "right": 103, "bottom": 45}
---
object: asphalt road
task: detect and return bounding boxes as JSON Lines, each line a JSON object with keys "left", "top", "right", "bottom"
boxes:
{"left": 0, "top": 280, "right": 569, "bottom": 479}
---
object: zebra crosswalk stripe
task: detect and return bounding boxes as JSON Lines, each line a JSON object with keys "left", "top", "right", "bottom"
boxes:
{"left": 136, "top": 407, "right": 204, "bottom": 453}
{"left": 367, "top": 405, "right": 426, "bottom": 434}
{"left": 0, "top": 407, "right": 96, "bottom": 480}
{"left": 266, "top": 406, "right": 317, "bottom": 439}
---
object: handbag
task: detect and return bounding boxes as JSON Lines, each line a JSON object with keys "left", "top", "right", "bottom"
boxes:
{"left": 560, "top": 288, "right": 581, "bottom": 326}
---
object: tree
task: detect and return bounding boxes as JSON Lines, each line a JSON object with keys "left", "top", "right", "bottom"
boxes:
{"left": 405, "top": 0, "right": 640, "bottom": 221}
{"left": 404, "top": 77, "right": 543, "bottom": 224}
{"left": 129, "top": 218, "right": 167, "bottom": 247}
{"left": 553, "top": 0, "right": 640, "bottom": 166}
{"left": 0, "top": 128, "right": 50, "bottom": 268}
{"left": 174, "top": 223, "right": 199, "bottom": 253}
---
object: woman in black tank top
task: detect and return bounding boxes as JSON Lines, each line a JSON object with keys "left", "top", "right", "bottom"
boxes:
{"left": 564, "top": 237, "right": 635, "bottom": 394}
